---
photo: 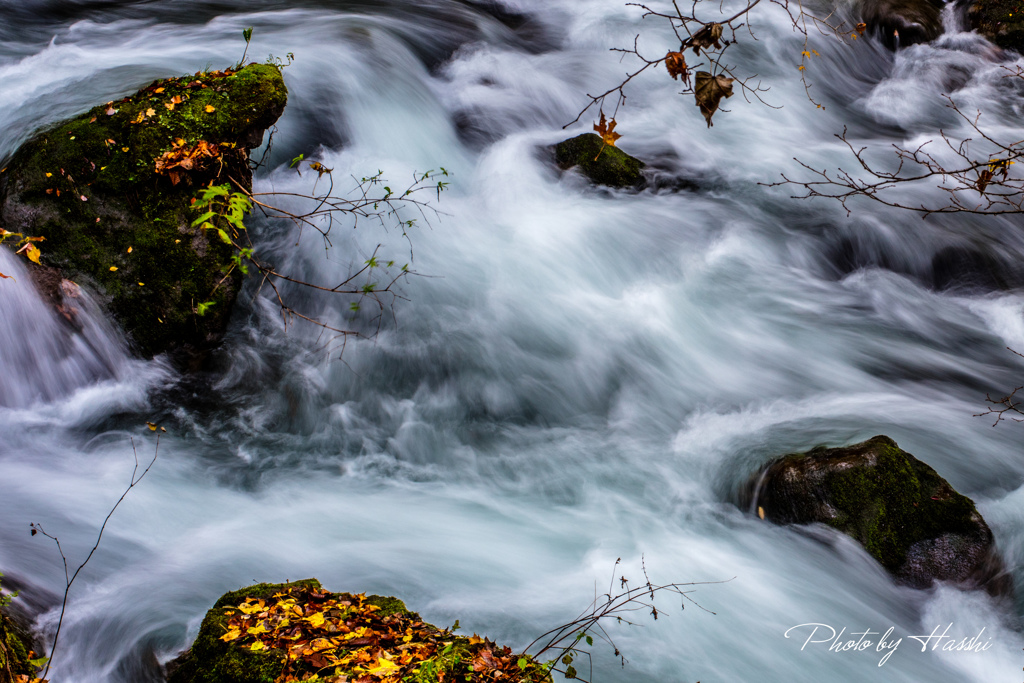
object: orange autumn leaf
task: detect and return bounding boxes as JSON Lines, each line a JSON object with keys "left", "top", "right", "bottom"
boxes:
{"left": 665, "top": 51, "right": 689, "bottom": 85}
{"left": 593, "top": 112, "right": 622, "bottom": 148}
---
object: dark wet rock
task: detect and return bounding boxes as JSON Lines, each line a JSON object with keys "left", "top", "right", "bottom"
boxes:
{"left": 930, "top": 245, "right": 1014, "bottom": 292}
{"left": 553, "top": 133, "right": 645, "bottom": 189}
{"left": 861, "top": 0, "right": 945, "bottom": 48}
{"left": 750, "top": 435, "right": 1009, "bottom": 592}
{"left": 0, "top": 63, "right": 287, "bottom": 360}
{"left": 968, "top": 0, "right": 1024, "bottom": 51}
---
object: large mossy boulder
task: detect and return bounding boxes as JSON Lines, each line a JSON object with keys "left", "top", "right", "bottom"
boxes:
{"left": 860, "top": 0, "right": 944, "bottom": 48}
{"left": 969, "top": 0, "right": 1024, "bottom": 52}
{"left": 553, "top": 133, "right": 645, "bottom": 189}
{"left": 751, "top": 436, "right": 1005, "bottom": 591}
{"left": 167, "top": 579, "right": 551, "bottom": 683}
{"left": 0, "top": 63, "right": 287, "bottom": 359}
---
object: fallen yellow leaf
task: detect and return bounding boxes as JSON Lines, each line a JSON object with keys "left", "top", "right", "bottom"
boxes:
{"left": 16, "top": 243, "right": 41, "bottom": 264}
{"left": 205, "top": 105, "right": 216, "bottom": 113}
{"left": 220, "top": 629, "right": 241, "bottom": 642}
{"left": 365, "top": 657, "right": 400, "bottom": 676}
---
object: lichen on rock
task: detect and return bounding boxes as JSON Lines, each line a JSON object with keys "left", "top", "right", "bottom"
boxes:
{"left": 553, "top": 133, "right": 645, "bottom": 189}
{"left": 167, "top": 580, "right": 551, "bottom": 683}
{"left": 0, "top": 62, "right": 287, "bottom": 359}
{"left": 750, "top": 435, "right": 1008, "bottom": 591}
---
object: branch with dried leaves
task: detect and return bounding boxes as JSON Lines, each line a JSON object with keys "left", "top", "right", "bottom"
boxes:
{"left": 568, "top": 0, "right": 856, "bottom": 134}
{"left": 772, "top": 70, "right": 1024, "bottom": 216}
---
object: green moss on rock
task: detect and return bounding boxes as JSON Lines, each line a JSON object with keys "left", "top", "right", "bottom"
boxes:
{"left": 754, "top": 435, "right": 1004, "bottom": 590}
{"left": 553, "top": 133, "right": 645, "bottom": 189}
{"left": 970, "top": 0, "right": 1024, "bottom": 52}
{"left": 0, "top": 63, "right": 287, "bottom": 358}
{"left": 1, "top": 603, "right": 35, "bottom": 682}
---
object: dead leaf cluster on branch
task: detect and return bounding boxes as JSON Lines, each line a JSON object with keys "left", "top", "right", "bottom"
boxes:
{"left": 568, "top": 0, "right": 854, "bottom": 132}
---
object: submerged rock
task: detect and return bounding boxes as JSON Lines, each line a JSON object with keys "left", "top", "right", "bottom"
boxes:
{"left": 167, "top": 579, "right": 551, "bottom": 683}
{"left": 553, "top": 133, "right": 645, "bottom": 189}
{"left": 0, "top": 63, "right": 287, "bottom": 359}
{"left": 860, "top": 0, "right": 944, "bottom": 48}
{"left": 751, "top": 435, "right": 1006, "bottom": 591}
{"left": 968, "top": 0, "right": 1024, "bottom": 51}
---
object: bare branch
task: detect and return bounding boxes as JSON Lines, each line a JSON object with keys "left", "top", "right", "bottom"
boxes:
{"left": 31, "top": 434, "right": 161, "bottom": 680}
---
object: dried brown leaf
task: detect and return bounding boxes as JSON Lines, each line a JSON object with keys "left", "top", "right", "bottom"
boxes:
{"left": 665, "top": 51, "right": 689, "bottom": 85}
{"left": 694, "top": 71, "right": 734, "bottom": 127}
{"left": 689, "top": 23, "right": 724, "bottom": 54}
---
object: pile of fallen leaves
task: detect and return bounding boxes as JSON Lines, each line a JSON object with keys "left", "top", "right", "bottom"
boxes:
{"left": 154, "top": 139, "right": 224, "bottom": 185}
{"left": 219, "top": 586, "right": 546, "bottom": 683}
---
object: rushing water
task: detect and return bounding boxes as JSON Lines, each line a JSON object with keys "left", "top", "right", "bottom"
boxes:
{"left": 2, "top": 0, "right": 1024, "bottom": 680}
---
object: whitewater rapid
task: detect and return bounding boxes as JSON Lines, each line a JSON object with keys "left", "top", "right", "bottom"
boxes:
{"left": 1, "top": 0, "right": 1024, "bottom": 680}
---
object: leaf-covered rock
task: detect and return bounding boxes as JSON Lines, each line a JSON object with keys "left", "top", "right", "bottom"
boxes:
{"left": 749, "top": 436, "right": 1009, "bottom": 592}
{"left": 553, "top": 133, "right": 645, "bottom": 189}
{"left": 0, "top": 63, "right": 287, "bottom": 359}
{"left": 166, "top": 580, "right": 552, "bottom": 683}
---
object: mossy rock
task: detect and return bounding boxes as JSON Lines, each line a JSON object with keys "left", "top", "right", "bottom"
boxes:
{"left": 167, "top": 580, "right": 551, "bottom": 683}
{"left": 0, "top": 63, "right": 287, "bottom": 359}
{"left": 0, "top": 607, "right": 35, "bottom": 682}
{"left": 969, "top": 0, "right": 1024, "bottom": 52}
{"left": 553, "top": 133, "right": 645, "bottom": 189}
{"left": 751, "top": 435, "right": 1007, "bottom": 590}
